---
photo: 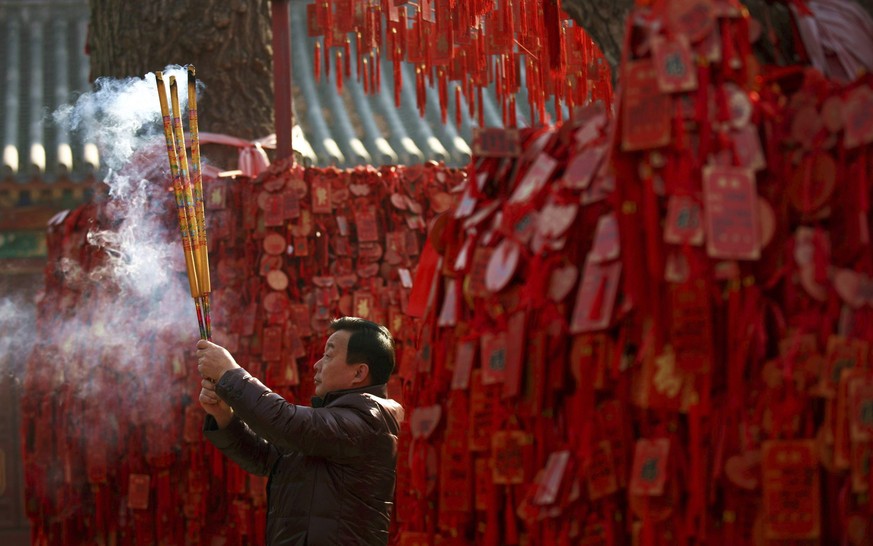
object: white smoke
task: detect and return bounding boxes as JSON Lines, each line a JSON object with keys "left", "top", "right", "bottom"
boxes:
{"left": 83, "top": 174, "right": 183, "bottom": 298}
{"left": 9, "top": 64, "right": 211, "bottom": 397}
{"left": 0, "top": 295, "right": 36, "bottom": 382}
{"left": 54, "top": 65, "right": 191, "bottom": 176}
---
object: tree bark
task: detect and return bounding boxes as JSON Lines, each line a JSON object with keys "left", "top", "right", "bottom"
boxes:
{"left": 87, "top": 0, "right": 274, "bottom": 141}
{"left": 561, "top": 0, "right": 873, "bottom": 84}
{"left": 560, "top": 0, "right": 633, "bottom": 81}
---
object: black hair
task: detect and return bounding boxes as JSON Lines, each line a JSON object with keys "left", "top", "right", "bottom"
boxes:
{"left": 330, "top": 317, "right": 396, "bottom": 384}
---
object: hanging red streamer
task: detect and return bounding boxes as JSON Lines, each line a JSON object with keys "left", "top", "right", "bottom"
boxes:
{"left": 308, "top": 0, "right": 612, "bottom": 128}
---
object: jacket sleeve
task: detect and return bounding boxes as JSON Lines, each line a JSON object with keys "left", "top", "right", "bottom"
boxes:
{"left": 203, "top": 413, "right": 280, "bottom": 476}
{"left": 215, "top": 368, "right": 377, "bottom": 460}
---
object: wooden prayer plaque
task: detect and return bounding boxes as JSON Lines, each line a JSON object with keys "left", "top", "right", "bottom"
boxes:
{"left": 472, "top": 127, "right": 521, "bottom": 157}
{"left": 629, "top": 438, "right": 670, "bottom": 496}
{"left": 702, "top": 165, "right": 760, "bottom": 260}
{"left": 652, "top": 34, "right": 698, "bottom": 93}
{"left": 127, "top": 473, "right": 151, "bottom": 510}
{"left": 621, "top": 60, "right": 671, "bottom": 151}
{"left": 762, "top": 440, "right": 820, "bottom": 540}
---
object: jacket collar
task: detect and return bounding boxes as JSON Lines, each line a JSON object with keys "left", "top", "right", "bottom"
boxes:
{"left": 311, "top": 383, "right": 388, "bottom": 408}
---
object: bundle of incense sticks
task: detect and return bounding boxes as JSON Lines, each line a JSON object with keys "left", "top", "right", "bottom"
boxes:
{"left": 154, "top": 67, "right": 212, "bottom": 340}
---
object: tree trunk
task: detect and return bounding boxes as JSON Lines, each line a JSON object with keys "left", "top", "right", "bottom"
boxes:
{"left": 87, "top": 0, "right": 275, "bottom": 141}
{"left": 560, "top": 0, "right": 633, "bottom": 80}
{"left": 561, "top": 0, "right": 873, "bottom": 84}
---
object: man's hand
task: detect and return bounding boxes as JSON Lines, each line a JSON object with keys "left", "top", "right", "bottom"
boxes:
{"left": 199, "top": 378, "right": 234, "bottom": 429}
{"left": 196, "top": 339, "right": 241, "bottom": 384}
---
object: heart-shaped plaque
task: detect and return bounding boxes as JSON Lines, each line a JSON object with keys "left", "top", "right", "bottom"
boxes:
{"left": 548, "top": 264, "right": 579, "bottom": 302}
{"left": 410, "top": 405, "right": 442, "bottom": 440}
{"left": 724, "top": 450, "right": 761, "bottom": 490}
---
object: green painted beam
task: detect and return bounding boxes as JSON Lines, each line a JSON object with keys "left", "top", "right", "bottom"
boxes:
{"left": 0, "top": 231, "right": 47, "bottom": 259}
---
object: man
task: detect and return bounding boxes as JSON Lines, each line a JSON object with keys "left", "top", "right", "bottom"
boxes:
{"left": 196, "top": 317, "right": 403, "bottom": 546}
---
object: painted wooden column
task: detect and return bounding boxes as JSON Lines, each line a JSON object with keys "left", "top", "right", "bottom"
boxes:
{"left": 271, "top": 0, "right": 294, "bottom": 161}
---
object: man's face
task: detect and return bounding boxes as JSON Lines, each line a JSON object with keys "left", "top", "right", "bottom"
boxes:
{"left": 313, "top": 329, "right": 366, "bottom": 397}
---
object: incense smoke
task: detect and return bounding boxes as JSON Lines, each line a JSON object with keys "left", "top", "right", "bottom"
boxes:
{"left": 55, "top": 65, "right": 191, "bottom": 176}
{"left": 16, "top": 65, "right": 208, "bottom": 398}
{"left": 0, "top": 295, "right": 36, "bottom": 383}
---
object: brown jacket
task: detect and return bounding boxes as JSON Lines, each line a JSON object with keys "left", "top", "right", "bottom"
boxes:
{"left": 204, "top": 368, "right": 403, "bottom": 545}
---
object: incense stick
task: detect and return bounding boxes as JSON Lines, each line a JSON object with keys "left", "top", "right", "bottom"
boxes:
{"left": 187, "top": 65, "right": 212, "bottom": 340}
{"left": 169, "top": 75, "right": 207, "bottom": 339}
{"left": 155, "top": 71, "right": 206, "bottom": 340}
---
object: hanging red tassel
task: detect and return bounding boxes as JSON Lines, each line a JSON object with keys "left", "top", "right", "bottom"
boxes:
{"left": 467, "top": 78, "right": 475, "bottom": 118}
{"left": 504, "top": 487, "right": 519, "bottom": 544}
{"left": 509, "top": 94, "right": 517, "bottom": 127}
{"left": 477, "top": 85, "right": 485, "bottom": 127}
{"left": 588, "top": 276, "right": 607, "bottom": 321}
{"left": 566, "top": 78, "right": 575, "bottom": 115}
{"left": 721, "top": 19, "right": 740, "bottom": 73}
{"left": 356, "top": 32, "right": 363, "bottom": 82}
{"left": 642, "top": 515, "right": 657, "bottom": 546}
{"left": 375, "top": 50, "right": 381, "bottom": 93}
{"left": 533, "top": 64, "right": 546, "bottom": 124}
{"left": 502, "top": 53, "right": 513, "bottom": 95}
{"left": 543, "top": 0, "right": 562, "bottom": 71}
{"left": 527, "top": 57, "right": 537, "bottom": 123}
{"left": 438, "top": 68, "right": 448, "bottom": 125}
{"left": 579, "top": 38, "right": 590, "bottom": 103}
{"left": 476, "top": 27, "right": 487, "bottom": 82}
{"left": 419, "top": 67, "right": 427, "bottom": 118}
{"left": 314, "top": 41, "right": 322, "bottom": 81}
{"left": 371, "top": 52, "right": 378, "bottom": 94}
{"left": 495, "top": 57, "right": 504, "bottom": 109}
{"left": 416, "top": 66, "right": 424, "bottom": 117}
{"left": 483, "top": 481, "right": 501, "bottom": 546}
{"left": 455, "top": 85, "right": 462, "bottom": 127}
{"left": 512, "top": 53, "right": 521, "bottom": 94}
{"left": 502, "top": 95, "right": 508, "bottom": 127}
{"left": 324, "top": 39, "right": 331, "bottom": 79}
{"left": 344, "top": 38, "right": 352, "bottom": 79}
{"left": 335, "top": 50, "right": 344, "bottom": 93}
{"left": 394, "top": 50, "right": 402, "bottom": 108}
